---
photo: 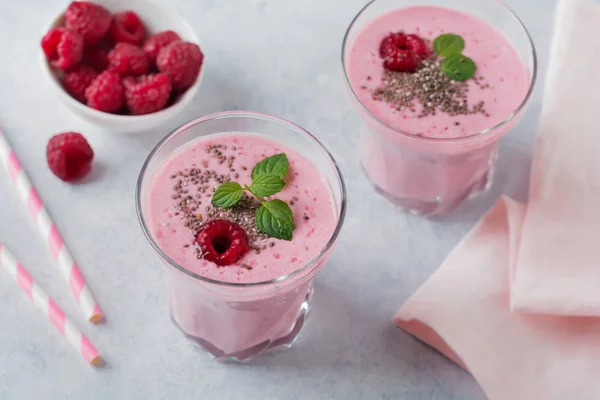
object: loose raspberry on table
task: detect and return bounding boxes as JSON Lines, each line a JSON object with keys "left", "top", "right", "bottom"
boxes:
{"left": 107, "top": 42, "right": 150, "bottom": 76}
{"left": 63, "top": 67, "right": 98, "bottom": 103}
{"left": 46, "top": 132, "right": 94, "bottom": 182}
{"left": 82, "top": 45, "right": 109, "bottom": 72}
{"left": 107, "top": 11, "right": 147, "bottom": 46}
{"left": 143, "top": 30, "right": 181, "bottom": 63}
{"left": 85, "top": 71, "right": 125, "bottom": 113}
{"left": 123, "top": 73, "right": 172, "bottom": 115}
{"left": 195, "top": 220, "right": 250, "bottom": 266}
{"left": 41, "top": 28, "right": 84, "bottom": 70}
{"left": 156, "top": 41, "right": 204, "bottom": 90}
{"left": 65, "top": 1, "right": 111, "bottom": 46}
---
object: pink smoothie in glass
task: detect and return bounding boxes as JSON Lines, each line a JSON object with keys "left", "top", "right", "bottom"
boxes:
{"left": 348, "top": 6, "right": 529, "bottom": 138}
{"left": 146, "top": 132, "right": 337, "bottom": 357}
{"left": 344, "top": 5, "right": 532, "bottom": 215}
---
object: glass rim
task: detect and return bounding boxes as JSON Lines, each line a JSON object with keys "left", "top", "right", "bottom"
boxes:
{"left": 135, "top": 110, "right": 348, "bottom": 288}
{"left": 341, "top": 0, "right": 538, "bottom": 143}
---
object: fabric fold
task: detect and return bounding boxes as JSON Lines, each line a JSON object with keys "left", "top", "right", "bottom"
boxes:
{"left": 511, "top": 0, "right": 600, "bottom": 316}
{"left": 396, "top": 197, "right": 600, "bottom": 400}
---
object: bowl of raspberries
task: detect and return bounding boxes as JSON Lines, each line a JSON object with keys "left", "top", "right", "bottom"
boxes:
{"left": 40, "top": 0, "right": 204, "bottom": 132}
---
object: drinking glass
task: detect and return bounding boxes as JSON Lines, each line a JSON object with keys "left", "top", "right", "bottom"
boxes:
{"left": 342, "top": 0, "right": 537, "bottom": 216}
{"left": 136, "top": 111, "right": 346, "bottom": 361}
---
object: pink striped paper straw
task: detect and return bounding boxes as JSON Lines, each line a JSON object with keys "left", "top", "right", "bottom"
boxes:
{"left": 0, "top": 131, "right": 103, "bottom": 323}
{"left": 0, "top": 242, "right": 102, "bottom": 366}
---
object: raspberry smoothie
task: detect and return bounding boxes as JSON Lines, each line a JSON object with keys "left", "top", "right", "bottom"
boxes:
{"left": 137, "top": 113, "right": 345, "bottom": 360}
{"left": 148, "top": 134, "right": 337, "bottom": 283}
{"left": 343, "top": 1, "right": 535, "bottom": 215}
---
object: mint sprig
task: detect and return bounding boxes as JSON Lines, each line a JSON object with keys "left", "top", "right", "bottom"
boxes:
{"left": 251, "top": 153, "right": 289, "bottom": 180}
{"left": 433, "top": 34, "right": 465, "bottom": 57}
{"left": 442, "top": 54, "right": 477, "bottom": 82}
{"left": 255, "top": 199, "right": 294, "bottom": 241}
{"left": 211, "top": 153, "right": 295, "bottom": 241}
{"left": 212, "top": 182, "right": 244, "bottom": 208}
{"left": 250, "top": 173, "right": 286, "bottom": 198}
{"left": 433, "top": 33, "right": 476, "bottom": 81}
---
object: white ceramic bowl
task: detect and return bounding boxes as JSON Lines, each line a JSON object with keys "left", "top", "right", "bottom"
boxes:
{"left": 41, "top": 0, "right": 203, "bottom": 133}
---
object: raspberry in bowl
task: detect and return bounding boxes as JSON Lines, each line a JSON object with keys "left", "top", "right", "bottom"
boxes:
{"left": 40, "top": 0, "right": 204, "bottom": 133}
{"left": 136, "top": 111, "right": 346, "bottom": 361}
{"left": 342, "top": 0, "right": 537, "bottom": 216}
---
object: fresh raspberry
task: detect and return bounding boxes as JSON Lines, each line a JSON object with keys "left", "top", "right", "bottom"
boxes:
{"left": 379, "top": 32, "right": 407, "bottom": 58}
{"left": 405, "top": 34, "right": 430, "bottom": 59}
{"left": 379, "top": 32, "right": 430, "bottom": 72}
{"left": 142, "top": 30, "right": 181, "bottom": 63}
{"left": 41, "top": 28, "right": 84, "bottom": 70}
{"left": 156, "top": 41, "right": 204, "bottom": 90}
{"left": 195, "top": 220, "right": 250, "bottom": 266}
{"left": 65, "top": 1, "right": 111, "bottom": 46}
{"left": 123, "top": 73, "right": 172, "bottom": 115}
{"left": 383, "top": 48, "right": 421, "bottom": 73}
{"left": 85, "top": 71, "right": 125, "bottom": 113}
{"left": 107, "top": 43, "right": 150, "bottom": 76}
{"left": 63, "top": 67, "right": 98, "bottom": 103}
{"left": 82, "top": 45, "right": 109, "bottom": 72}
{"left": 46, "top": 132, "right": 94, "bottom": 182}
{"left": 107, "top": 11, "right": 147, "bottom": 46}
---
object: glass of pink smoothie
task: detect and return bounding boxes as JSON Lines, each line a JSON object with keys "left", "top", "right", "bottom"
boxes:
{"left": 136, "top": 111, "right": 346, "bottom": 361}
{"left": 342, "top": 0, "right": 537, "bottom": 216}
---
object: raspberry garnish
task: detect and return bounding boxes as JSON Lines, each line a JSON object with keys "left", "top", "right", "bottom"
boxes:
{"left": 107, "top": 42, "right": 150, "bottom": 76}
{"left": 384, "top": 49, "right": 421, "bottom": 73}
{"left": 63, "top": 66, "right": 98, "bottom": 103}
{"left": 46, "top": 132, "right": 94, "bottom": 182}
{"left": 82, "top": 45, "right": 109, "bottom": 72}
{"left": 379, "top": 32, "right": 407, "bottom": 58}
{"left": 156, "top": 41, "right": 204, "bottom": 90}
{"left": 85, "top": 71, "right": 125, "bottom": 113}
{"left": 65, "top": 1, "right": 111, "bottom": 46}
{"left": 405, "top": 34, "right": 430, "bottom": 59}
{"left": 123, "top": 73, "right": 172, "bottom": 115}
{"left": 195, "top": 220, "right": 250, "bottom": 266}
{"left": 107, "top": 11, "right": 147, "bottom": 46}
{"left": 379, "top": 32, "right": 429, "bottom": 72}
{"left": 143, "top": 30, "right": 181, "bottom": 64}
{"left": 41, "top": 28, "right": 84, "bottom": 70}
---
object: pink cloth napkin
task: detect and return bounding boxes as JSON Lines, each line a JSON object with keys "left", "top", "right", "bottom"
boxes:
{"left": 511, "top": 0, "right": 600, "bottom": 316}
{"left": 395, "top": 0, "right": 600, "bottom": 398}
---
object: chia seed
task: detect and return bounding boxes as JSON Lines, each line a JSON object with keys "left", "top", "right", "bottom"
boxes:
{"left": 372, "top": 57, "right": 488, "bottom": 118}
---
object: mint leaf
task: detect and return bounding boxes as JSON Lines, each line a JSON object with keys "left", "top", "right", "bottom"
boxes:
{"left": 441, "top": 54, "right": 476, "bottom": 81}
{"left": 250, "top": 173, "right": 285, "bottom": 198}
{"left": 251, "top": 154, "right": 289, "bottom": 180}
{"left": 255, "top": 199, "right": 294, "bottom": 241}
{"left": 433, "top": 34, "right": 465, "bottom": 57}
{"left": 211, "top": 182, "right": 244, "bottom": 208}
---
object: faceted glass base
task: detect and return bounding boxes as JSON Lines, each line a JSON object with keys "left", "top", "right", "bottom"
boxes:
{"left": 364, "top": 160, "right": 495, "bottom": 217}
{"left": 172, "top": 286, "right": 314, "bottom": 362}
